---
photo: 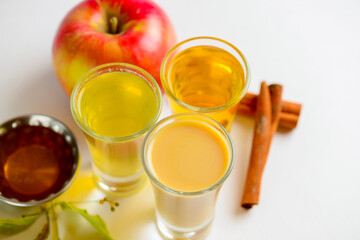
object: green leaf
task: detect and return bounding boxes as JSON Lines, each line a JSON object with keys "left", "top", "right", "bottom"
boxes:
{"left": 59, "top": 201, "right": 113, "bottom": 240}
{"left": 0, "top": 214, "right": 41, "bottom": 236}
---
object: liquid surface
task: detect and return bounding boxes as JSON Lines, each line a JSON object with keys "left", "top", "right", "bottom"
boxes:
{"left": 166, "top": 45, "right": 245, "bottom": 108}
{"left": 149, "top": 120, "right": 229, "bottom": 192}
{"left": 5, "top": 145, "right": 59, "bottom": 195}
{"left": 77, "top": 72, "right": 158, "bottom": 138}
{"left": 0, "top": 126, "right": 75, "bottom": 201}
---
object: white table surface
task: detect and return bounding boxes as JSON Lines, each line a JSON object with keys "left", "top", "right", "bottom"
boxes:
{"left": 0, "top": 0, "right": 360, "bottom": 239}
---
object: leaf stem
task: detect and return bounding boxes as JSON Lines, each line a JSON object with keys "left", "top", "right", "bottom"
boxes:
{"left": 49, "top": 202, "right": 60, "bottom": 240}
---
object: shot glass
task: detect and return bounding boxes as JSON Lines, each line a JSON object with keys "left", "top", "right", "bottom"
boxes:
{"left": 71, "top": 63, "right": 162, "bottom": 197}
{"left": 142, "top": 113, "right": 234, "bottom": 239}
{"left": 161, "top": 36, "right": 250, "bottom": 131}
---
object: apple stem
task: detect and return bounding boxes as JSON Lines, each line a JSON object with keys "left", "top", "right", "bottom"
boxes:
{"left": 109, "top": 16, "right": 119, "bottom": 34}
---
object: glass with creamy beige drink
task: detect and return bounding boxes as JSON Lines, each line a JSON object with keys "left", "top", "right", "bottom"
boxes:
{"left": 142, "top": 113, "right": 234, "bottom": 239}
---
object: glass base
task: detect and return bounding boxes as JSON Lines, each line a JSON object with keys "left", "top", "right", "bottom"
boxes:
{"left": 92, "top": 165, "right": 146, "bottom": 198}
{"left": 156, "top": 212, "right": 213, "bottom": 240}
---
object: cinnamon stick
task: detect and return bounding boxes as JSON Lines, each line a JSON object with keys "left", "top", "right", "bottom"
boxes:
{"left": 237, "top": 92, "right": 301, "bottom": 131}
{"left": 237, "top": 104, "right": 299, "bottom": 131}
{"left": 278, "top": 112, "right": 299, "bottom": 130}
{"left": 241, "top": 82, "right": 272, "bottom": 209}
{"left": 269, "top": 84, "right": 283, "bottom": 138}
{"left": 240, "top": 92, "right": 302, "bottom": 115}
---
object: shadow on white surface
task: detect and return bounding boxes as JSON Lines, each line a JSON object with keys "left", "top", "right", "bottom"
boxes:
{"left": 105, "top": 182, "right": 158, "bottom": 240}
{"left": 230, "top": 115, "right": 254, "bottom": 215}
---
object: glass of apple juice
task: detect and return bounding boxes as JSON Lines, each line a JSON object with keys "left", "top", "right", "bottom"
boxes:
{"left": 161, "top": 36, "right": 250, "bottom": 131}
{"left": 142, "top": 113, "right": 234, "bottom": 240}
{"left": 71, "top": 63, "right": 162, "bottom": 197}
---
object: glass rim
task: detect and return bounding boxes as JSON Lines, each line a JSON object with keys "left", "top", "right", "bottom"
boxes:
{"left": 160, "top": 36, "right": 251, "bottom": 113}
{"left": 70, "top": 62, "right": 163, "bottom": 142}
{"left": 141, "top": 113, "right": 235, "bottom": 196}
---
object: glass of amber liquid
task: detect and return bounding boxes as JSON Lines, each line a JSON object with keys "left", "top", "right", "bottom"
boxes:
{"left": 71, "top": 63, "right": 162, "bottom": 197}
{"left": 161, "top": 36, "right": 250, "bottom": 131}
{"left": 142, "top": 113, "right": 234, "bottom": 240}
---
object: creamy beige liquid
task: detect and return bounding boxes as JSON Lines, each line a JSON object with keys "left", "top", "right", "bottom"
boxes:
{"left": 148, "top": 119, "right": 230, "bottom": 229}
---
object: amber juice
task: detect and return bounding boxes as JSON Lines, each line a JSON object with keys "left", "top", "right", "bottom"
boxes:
{"left": 162, "top": 38, "right": 249, "bottom": 131}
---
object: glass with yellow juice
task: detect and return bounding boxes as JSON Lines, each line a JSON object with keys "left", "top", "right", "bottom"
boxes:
{"left": 71, "top": 63, "right": 162, "bottom": 196}
{"left": 142, "top": 113, "right": 234, "bottom": 239}
{"left": 161, "top": 36, "right": 250, "bottom": 131}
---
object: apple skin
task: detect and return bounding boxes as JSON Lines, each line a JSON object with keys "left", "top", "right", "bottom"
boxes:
{"left": 53, "top": 0, "right": 176, "bottom": 96}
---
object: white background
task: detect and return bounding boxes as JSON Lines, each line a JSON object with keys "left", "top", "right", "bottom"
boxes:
{"left": 0, "top": 0, "right": 360, "bottom": 239}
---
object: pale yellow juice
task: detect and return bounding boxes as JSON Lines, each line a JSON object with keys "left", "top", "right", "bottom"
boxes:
{"left": 76, "top": 71, "right": 158, "bottom": 178}
{"left": 147, "top": 118, "right": 230, "bottom": 229}
{"left": 163, "top": 45, "right": 246, "bottom": 130}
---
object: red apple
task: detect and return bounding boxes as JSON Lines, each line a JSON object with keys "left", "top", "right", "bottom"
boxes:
{"left": 52, "top": 0, "right": 176, "bottom": 96}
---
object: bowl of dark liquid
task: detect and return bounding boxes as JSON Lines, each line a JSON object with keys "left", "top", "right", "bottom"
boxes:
{"left": 0, "top": 114, "right": 79, "bottom": 207}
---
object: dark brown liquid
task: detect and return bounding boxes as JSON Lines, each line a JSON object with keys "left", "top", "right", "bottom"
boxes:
{"left": 0, "top": 126, "right": 75, "bottom": 202}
